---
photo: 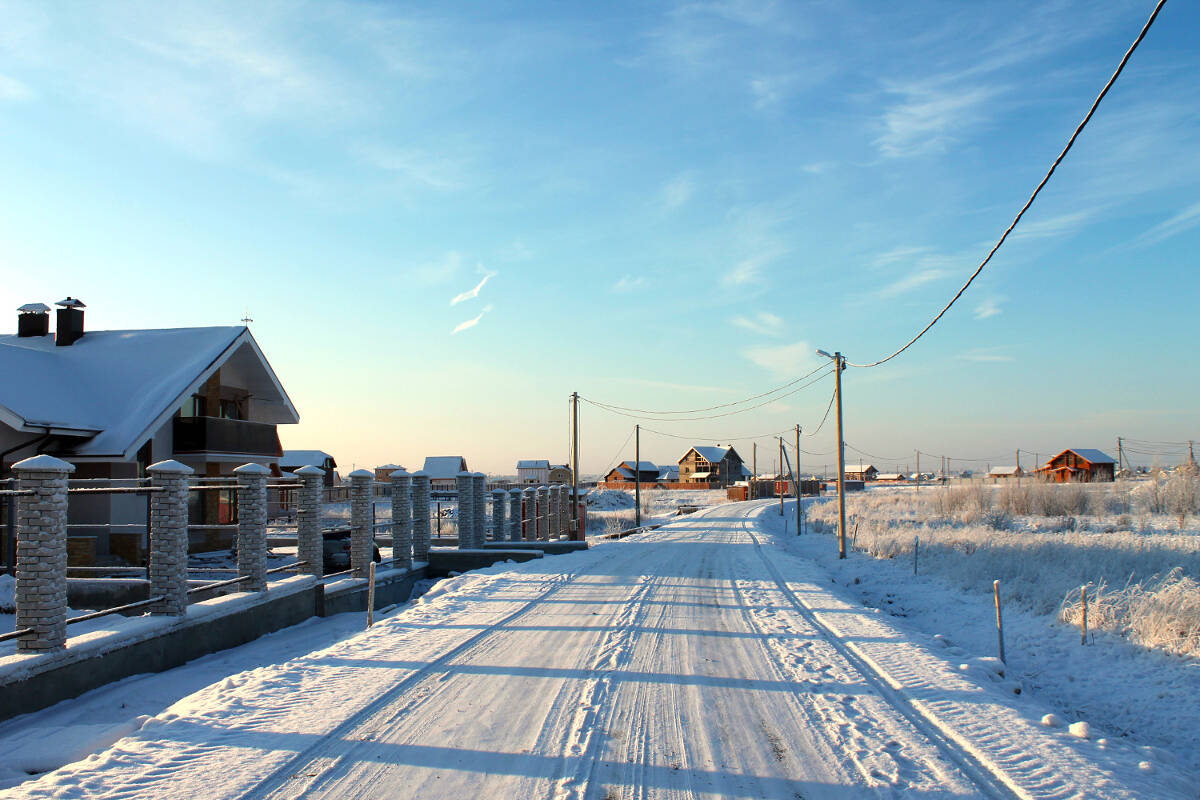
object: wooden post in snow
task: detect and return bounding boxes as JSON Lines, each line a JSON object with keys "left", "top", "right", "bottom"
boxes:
{"left": 366, "top": 560, "right": 377, "bottom": 628}
{"left": 1080, "top": 585, "right": 1088, "bottom": 645}
{"left": 994, "top": 580, "right": 1006, "bottom": 664}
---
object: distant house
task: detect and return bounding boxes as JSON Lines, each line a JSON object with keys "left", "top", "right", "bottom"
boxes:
{"left": 678, "top": 446, "right": 745, "bottom": 488}
{"left": 281, "top": 450, "right": 338, "bottom": 488}
{"left": 1036, "top": 449, "right": 1115, "bottom": 483}
{"left": 603, "top": 460, "right": 659, "bottom": 486}
{"left": 0, "top": 302, "right": 298, "bottom": 557}
{"left": 844, "top": 464, "right": 878, "bottom": 481}
{"left": 549, "top": 464, "right": 572, "bottom": 484}
{"left": 657, "top": 464, "right": 680, "bottom": 483}
{"left": 876, "top": 472, "right": 907, "bottom": 482}
{"left": 987, "top": 466, "right": 1024, "bottom": 481}
{"left": 374, "top": 463, "right": 406, "bottom": 483}
{"left": 516, "top": 459, "right": 551, "bottom": 485}
{"left": 422, "top": 455, "right": 469, "bottom": 495}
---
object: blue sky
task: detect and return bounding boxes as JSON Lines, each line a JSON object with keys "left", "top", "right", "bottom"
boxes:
{"left": 1, "top": 0, "right": 1197, "bottom": 474}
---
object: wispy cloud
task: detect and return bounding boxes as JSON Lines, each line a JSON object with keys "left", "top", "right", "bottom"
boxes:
{"left": 732, "top": 312, "right": 784, "bottom": 336}
{"left": 743, "top": 340, "right": 818, "bottom": 378}
{"left": 871, "top": 245, "right": 932, "bottom": 269}
{"left": 612, "top": 275, "right": 646, "bottom": 293}
{"left": 451, "top": 267, "right": 498, "bottom": 305}
{"left": 1139, "top": 201, "right": 1200, "bottom": 245}
{"left": 875, "top": 82, "right": 997, "bottom": 158}
{"left": 876, "top": 268, "right": 948, "bottom": 298}
{"left": 660, "top": 172, "right": 695, "bottom": 211}
{"left": 452, "top": 304, "right": 493, "bottom": 334}
{"left": 1010, "top": 211, "right": 1090, "bottom": 242}
{"left": 723, "top": 249, "right": 785, "bottom": 286}
{"left": 610, "top": 377, "right": 740, "bottom": 394}
{"left": 973, "top": 297, "right": 1003, "bottom": 319}
{"left": 957, "top": 347, "right": 1014, "bottom": 363}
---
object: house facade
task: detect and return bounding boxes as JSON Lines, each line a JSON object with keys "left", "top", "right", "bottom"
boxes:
{"left": 549, "top": 464, "right": 572, "bottom": 484}
{"left": 0, "top": 302, "right": 299, "bottom": 557}
{"left": 678, "top": 446, "right": 744, "bottom": 488}
{"left": 422, "top": 456, "right": 469, "bottom": 495}
{"left": 844, "top": 464, "right": 878, "bottom": 481}
{"left": 281, "top": 450, "right": 338, "bottom": 488}
{"left": 516, "top": 459, "right": 550, "bottom": 485}
{"left": 603, "top": 461, "right": 660, "bottom": 487}
{"left": 1036, "top": 449, "right": 1115, "bottom": 483}
{"left": 988, "top": 466, "right": 1024, "bottom": 481}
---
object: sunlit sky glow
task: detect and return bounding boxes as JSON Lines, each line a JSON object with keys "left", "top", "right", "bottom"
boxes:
{"left": 2, "top": 1, "right": 1197, "bottom": 475}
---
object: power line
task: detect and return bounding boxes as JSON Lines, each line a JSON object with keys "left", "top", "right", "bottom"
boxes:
{"left": 846, "top": 0, "right": 1169, "bottom": 370}
{"left": 581, "top": 366, "right": 834, "bottom": 422}
{"left": 603, "top": 427, "right": 636, "bottom": 473}
{"left": 844, "top": 442, "right": 908, "bottom": 463}
{"left": 582, "top": 362, "right": 829, "bottom": 416}
{"left": 638, "top": 425, "right": 792, "bottom": 442}
{"left": 805, "top": 386, "right": 837, "bottom": 437}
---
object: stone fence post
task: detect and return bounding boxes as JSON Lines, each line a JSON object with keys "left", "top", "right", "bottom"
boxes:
{"left": 13, "top": 455, "right": 73, "bottom": 653}
{"left": 455, "top": 472, "right": 473, "bottom": 550}
{"left": 234, "top": 463, "right": 269, "bottom": 592}
{"left": 491, "top": 489, "right": 506, "bottom": 542}
{"left": 472, "top": 473, "right": 486, "bottom": 547}
{"left": 391, "top": 469, "right": 412, "bottom": 570}
{"left": 295, "top": 465, "right": 325, "bottom": 578}
{"left": 349, "top": 470, "right": 374, "bottom": 578}
{"left": 549, "top": 485, "right": 562, "bottom": 540}
{"left": 536, "top": 486, "right": 549, "bottom": 541}
{"left": 411, "top": 471, "right": 431, "bottom": 562}
{"left": 147, "top": 460, "right": 192, "bottom": 615}
{"left": 508, "top": 489, "right": 522, "bottom": 541}
{"left": 521, "top": 488, "right": 535, "bottom": 540}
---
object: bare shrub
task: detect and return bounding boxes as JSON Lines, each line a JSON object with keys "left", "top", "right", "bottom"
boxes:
{"left": 997, "top": 484, "right": 1033, "bottom": 515}
{"left": 1164, "top": 472, "right": 1200, "bottom": 527}
{"left": 1061, "top": 568, "right": 1200, "bottom": 659}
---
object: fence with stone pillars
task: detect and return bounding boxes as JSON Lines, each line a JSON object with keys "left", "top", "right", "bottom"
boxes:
{"left": 348, "top": 470, "right": 374, "bottom": 578}
{"left": 391, "top": 470, "right": 413, "bottom": 570}
{"left": 234, "top": 463, "right": 270, "bottom": 592}
{"left": 536, "top": 487, "right": 549, "bottom": 540}
{"left": 12, "top": 455, "right": 73, "bottom": 653}
{"left": 491, "top": 489, "right": 507, "bottom": 542}
{"left": 471, "top": 473, "right": 486, "bottom": 547}
{"left": 411, "top": 471, "right": 431, "bottom": 562}
{"left": 295, "top": 466, "right": 325, "bottom": 578}
{"left": 521, "top": 488, "right": 535, "bottom": 540}
{"left": 508, "top": 489, "right": 522, "bottom": 541}
{"left": 148, "top": 460, "right": 192, "bottom": 615}
{"left": 455, "top": 472, "right": 474, "bottom": 550}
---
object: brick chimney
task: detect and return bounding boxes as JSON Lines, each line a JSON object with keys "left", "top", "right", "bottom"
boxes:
{"left": 17, "top": 303, "right": 50, "bottom": 337}
{"left": 55, "top": 297, "right": 86, "bottom": 346}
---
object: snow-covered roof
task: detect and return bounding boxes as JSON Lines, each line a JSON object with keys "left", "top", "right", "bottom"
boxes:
{"left": 0, "top": 326, "right": 297, "bottom": 459}
{"left": 691, "top": 471, "right": 712, "bottom": 479}
{"left": 616, "top": 460, "right": 657, "bottom": 472}
{"left": 376, "top": 463, "right": 403, "bottom": 470}
{"left": 17, "top": 303, "right": 50, "bottom": 314}
{"left": 1063, "top": 448, "right": 1115, "bottom": 465}
{"left": 876, "top": 473, "right": 906, "bottom": 480}
{"left": 657, "top": 465, "right": 679, "bottom": 480}
{"left": 686, "top": 446, "right": 731, "bottom": 463}
{"left": 846, "top": 464, "right": 876, "bottom": 473}
{"left": 609, "top": 466, "right": 634, "bottom": 480}
{"left": 281, "top": 450, "right": 335, "bottom": 467}
{"left": 422, "top": 456, "right": 468, "bottom": 479}
{"left": 517, "top": 459, "right": 550, "bottom": 469}
{"left": 988, "top": 466, "right": 1023, "bottom": 476}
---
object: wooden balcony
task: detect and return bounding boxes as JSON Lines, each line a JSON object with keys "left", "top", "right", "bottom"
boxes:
{"left": 173, "top": 417, "right": 283, "bottom": 458}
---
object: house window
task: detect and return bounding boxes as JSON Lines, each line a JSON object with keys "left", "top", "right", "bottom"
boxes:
{"left": 180, "top": 395, "right": 206, "bottom": 418}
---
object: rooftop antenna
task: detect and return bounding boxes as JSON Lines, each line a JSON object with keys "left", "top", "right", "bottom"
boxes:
{"left": 241, "top": 308, "right": 253, "bottom": 326}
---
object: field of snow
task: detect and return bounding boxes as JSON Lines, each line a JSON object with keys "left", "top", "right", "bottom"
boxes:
{"left": 585, "top": 488, "right": 729, "bottom": 537}
{"left": 0, "top": 500, "right": 1193, "bottom": 798}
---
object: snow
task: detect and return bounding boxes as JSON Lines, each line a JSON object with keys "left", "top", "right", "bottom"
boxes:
{"left": 0, "top": 327, "right": 296, "bottom": 456}
{"left": 421, "top": 456, "right": 468, "bottom": 479}
{"left": 0, "top": 500, "right": 1194, "bottom": 797}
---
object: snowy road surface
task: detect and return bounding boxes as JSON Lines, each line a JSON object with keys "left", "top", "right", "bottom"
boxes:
{"left": 6, "top": 501, "right": 1189, "bottom": 799}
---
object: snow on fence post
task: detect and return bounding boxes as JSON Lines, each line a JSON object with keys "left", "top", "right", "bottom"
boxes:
{"left": 522, "top": 488, "right": 535, "bottom": 540}
{"left": 147, "top": 460, "right": 193, "bottom": 615}
{"left": 13, "top": 455, "right": 74, "bottom": 653}
{"left": 993, "top": 579, "right": 1006, "bottom": 664}
{"left": 536, "top": 486, "right": 549, "bottom": 540}
{"left": 349, "top": 469, "right": 374, "bottom": 578}
{"left": 234, "top": 463, "right": 270, "bottom": 592}
{"left": 456, "top": 472, "right": 473, "bottom": 550}
{"left": 391, "top": 469, "right": 412, "bottom": 570}
{"left": 472, "top": 473, "right": 486, "bottom": 548}
{"left": 295, "top": 465, "right": 325, "bottom": 578}
{"left": 411, "top": 471, "right": 431, "bottom": 562}
{"left": 491, "top": 489, "right": 507, "bottom": 542}
{"left": 508, "top": 488, "right": 522, "bottom": 542}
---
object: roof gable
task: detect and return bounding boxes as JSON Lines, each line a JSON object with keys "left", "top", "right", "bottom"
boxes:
{"left": 422, "top": 455, "right": 468, "bottom": 478}
{"left": 517, "top": 459, "right": 550, "bottom": 469}
{"left": 282, "top": 450, "right": 335, "bottom": 467}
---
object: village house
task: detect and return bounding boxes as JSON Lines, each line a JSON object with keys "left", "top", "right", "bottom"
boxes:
{"left": 516, "top": 459, "right": 550, "bottom": 485}
{"left": 987, "top": 465, "right": 1025, "bottom": 481}
{"left": 677, "top": 446, "right": 745, "bottom": 488}
{"left": 603, "top": 460, "right": 660, "bottom": 487}
{"left": 422, "top": 455, "right": 469, "bottom": 496}
{"left": 549, "top": 464, "right": 572, "bottom": 484}
{"left": 0, "top": 300, "right": 298, "bottom": 557}
{"left": 280, "top": 450, "right": 338, "bottom": 488}
{"left": 876, "top": 472, "right": 907, "bottom": 482}
{"left": 844, "top": 464, "right": 878, "bottom": 481}
{"left": 1035, "top": 449, "right": 1115, "bottom": 483}
{"left": 657, "top": 464, "right": 680, "bottom": 483}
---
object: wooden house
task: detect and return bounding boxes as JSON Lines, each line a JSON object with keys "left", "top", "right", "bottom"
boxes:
{"left": 1035, "top": 449, "right": 1115, "bottom": 483}
{"left": 603, "top": 461, "right": 659, "bottom": 487}
{"left": 987, "top": 465, "right": 1024, "bottom": 481}
{"left": 844, "top": 464, "right": 878, "bottom": 481}
{"left": 678, "top": 446, "right": 745, "bottom": 488}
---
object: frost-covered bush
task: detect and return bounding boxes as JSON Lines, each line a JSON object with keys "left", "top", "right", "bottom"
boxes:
{"left": 1061, "top": 569, "right": 1200, "bottom": 659}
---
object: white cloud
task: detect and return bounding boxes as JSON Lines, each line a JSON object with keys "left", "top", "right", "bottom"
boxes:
{"left": 0, "top": 73, "right": 32, "bottom": 101}
{"left": 876, "top": 268, "right": 948, "bottom": 298}
{"left": 612, "top": 275, "right": 646, "bottom": 293}
{"left": 875, "top": 82, "right": 997, "bottom": 158}
{"left": 1010, "top": 211, "right": 1090, "bottom": 242}
{"left": 660, "top": 172, "right": 695, "bottom": 211}
{"left": 732, "top": 312, "right": 784, "bottom": 336}
{"left": 957, "top": 347, "right": 1014, "bottom": 362}
{"left": 743, "top": 340, "right": 819, "bottom": 377}
{"left": 973, "top": 297, "right": 1003, "bottom": 319}
{"left": 1139, "top": 201, "right": 1200, "bottom": 245}
{"left": 723, "top": 250, "right": 784, "bottom": 286}
{"left": 451, "top": 267, "right": 497, "bottom": 306}
{"left": 452, "top": 304, "right": 493, "bottom": 334}
{"left": 870, "top": 245, "right": 932, "bottom": 270}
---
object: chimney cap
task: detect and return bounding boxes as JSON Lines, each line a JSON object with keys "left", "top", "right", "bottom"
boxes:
{"left": 17, "top": 303, "right": 50, "bottom": 314}
{"left": 55, "top": 297, "right": 86, "bottom": 308}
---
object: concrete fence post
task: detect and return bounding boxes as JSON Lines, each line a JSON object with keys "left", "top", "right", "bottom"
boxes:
{"left": 349, "top": 470, "right": 374, "bottom": 578}
{"left": 295, "top": 466, "right": 325, "bottom": 578}
{"left": 411, "top": 471, "right": 431, "bottom": 562}
{"left": 548, "top": 484, "right": 561, "bottom": 541}
{"left": 491, "top": 489, "right": 507, "bottom": 542}
{"left": 472, "top": 473, "right": 486, "bottom": 547}
{"left": 147, "top": 460, "right": 193, "bottom": 615}
{"left": 13, "top": 455, "right": 74, "bottom": 653}
{"left": 508, "top": 488, "right": 522, "bottom": 542}
{"left": 536, "top": 486, "right": 549, "bottom": 541}
{"left": 391, "top": 469, "right": 412, "bottom": 570}
{"left": 234, "top": 463, "right": 270, "bottom": 592}
{"left": 456, "top": 472, "right": 473, "bottom": 550}
{"left": 522, "top": 487, "right": 535, "bottom": 540}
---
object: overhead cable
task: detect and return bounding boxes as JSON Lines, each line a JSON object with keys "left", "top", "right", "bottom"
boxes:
{"left": 846, "top": 0, "right": 1169, "bottom": 370}
{"left": 583, "top": 363, "right": 829, "bottom": 416}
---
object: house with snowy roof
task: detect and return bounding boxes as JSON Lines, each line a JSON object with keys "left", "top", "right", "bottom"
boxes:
{"left": 281, "top": 450, "right": 338, "bottom": 487}
{"left": 602, "top": 460, "right": 659, "bottom": 486}
{"left": 0, "top": 299, "right": 298, "bottom": 556}
{"left": 677, "top": 446, "right": 744, "bottom": 488}
{"left": 1035, "top": 449, "right": 1115, "bottom": 483}
{"left": 844, "top": 464, "right": 878, "bottom": 481}
{"left": 421, "top": 455, "right": 468, "bottom": 496}
{"left": 516, "top": 459, "right": 550, "bottom": 485}
{"left": 987, "top": 465, "right": 1025, "bottom": 481}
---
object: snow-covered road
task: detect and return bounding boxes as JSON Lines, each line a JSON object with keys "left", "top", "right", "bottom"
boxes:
{"left": 5, "top": 502, "right": 1189, "bottom": 799}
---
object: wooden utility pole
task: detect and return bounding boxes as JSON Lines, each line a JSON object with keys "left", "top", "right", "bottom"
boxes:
{"left": 752, "top": 442, "right": 757, "bottom": 500}
{"left": 634, "top": 424, "right": 641, "bottom": 528}
{"left": 834, "top": 353, "right": 847, "bottom": 559}
{"left": 795, "top": 424, "right": 802, "bottom": 535}
{"left": 1016, "top": 449, "right": 1021, "bottom": 486}
{"left": 915, "top": 450, "right": 920, "bottom": 494}
{"left": 571, "top": 392, "right": 580, "bottom": 530}
{"left": 778, "top": 437, "right": 785, "bottom": 517}
{"left": 1117, "top": 437, "right": 1123, "bottom": 473}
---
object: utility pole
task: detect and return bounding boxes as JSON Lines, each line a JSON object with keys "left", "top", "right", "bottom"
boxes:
{"left": 752, "top": 442, "right": 757, "bottom": 500}
{"left": 1117, "top": 437, "right": 1123, "bottom": 473}
{"left": 634, "top": 424, "right": 641, "bottom": 528}
{"left": 778, "top": 437, "right": 785, "bottom": 517}
{"left": 571, "top": 392, "right": 580, "bottom": 531}
{"left": 1016, "top": 449, "right": 1021, "bottom": 486}
{"left": 815, "top": 351, "right": 850, "bottom": 558}
{"left": 795, "top": 424, "right": 802, "bottom": 535}
{"left": 915, "top": 450, "right": 920, "bottom": 494}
